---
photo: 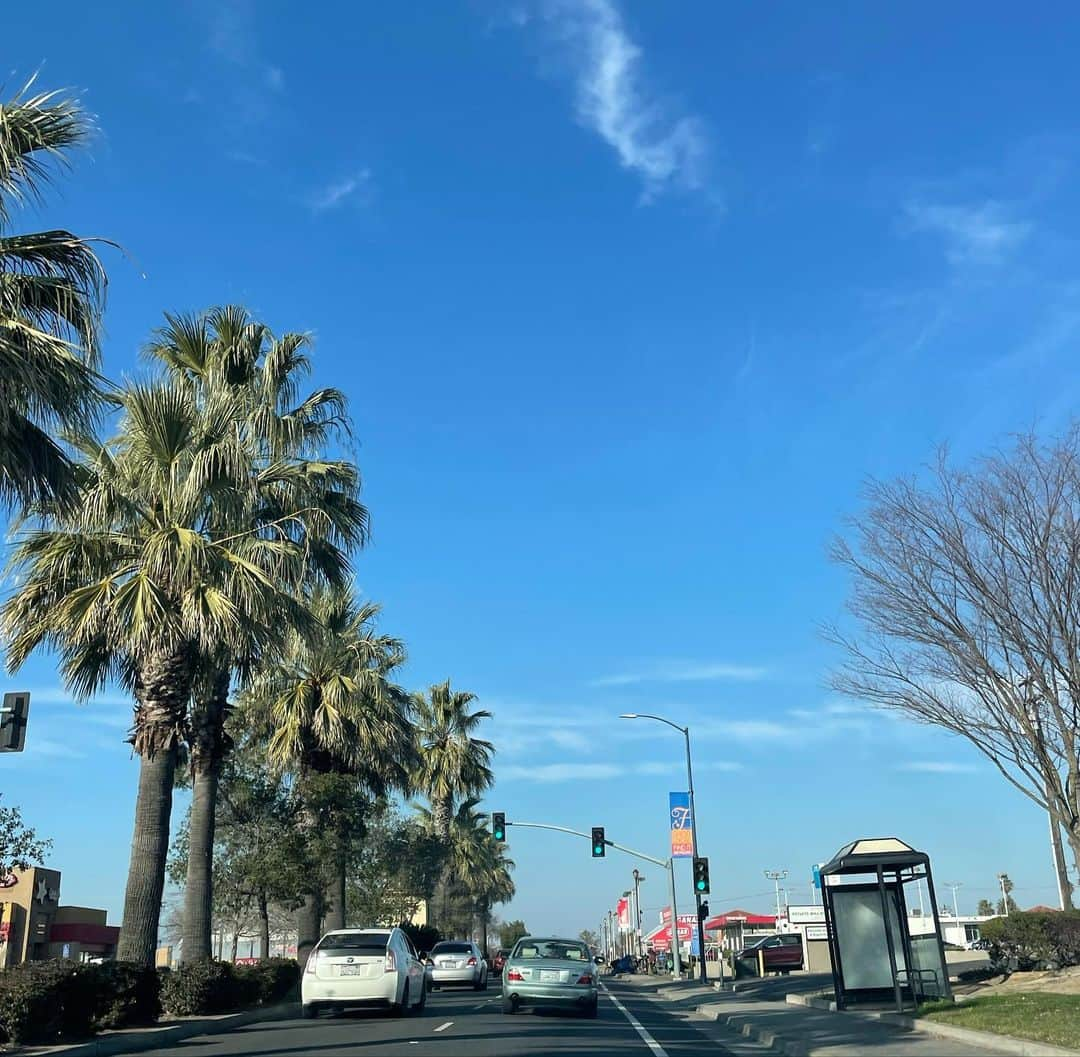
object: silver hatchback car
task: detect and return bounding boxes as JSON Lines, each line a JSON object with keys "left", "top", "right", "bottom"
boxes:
{"left": 501, "top": 936, "right": 599, "bottom": 1017}
{"left": 427, "top": 940, "right": 488, "bottom": 990}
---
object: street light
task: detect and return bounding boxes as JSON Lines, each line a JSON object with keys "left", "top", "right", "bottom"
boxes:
{"left": 620, "top": 712, "right": 709, "bottom": 984}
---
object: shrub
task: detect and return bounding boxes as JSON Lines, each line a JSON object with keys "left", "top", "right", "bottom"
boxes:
{"left": 235, "top": 959, "right": 300, "bottom": 1005}
{"left": 0, "top": 960, "right": 98, "bottom": 1044}
{"left": 92, "top": 961, "right": 162, "bottom": 1029}
{"left": 160, "top": 960, "right": 247, "bottom": 1016}
{"left": 981, "top": 910, "right": 1080, "bottom": 971}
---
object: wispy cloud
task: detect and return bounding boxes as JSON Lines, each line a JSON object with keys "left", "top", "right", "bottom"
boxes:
{"left": 523, "top": 0, "right": 709, "bottom": 202}
{"left": 501, "top": 762, "right": 622, "bottom": 783}
{"left": 500, "top": 758, "right": 741, "bottom": 783}
{"left": 894, "top": 761, "right": 978, "bottom": 774}
{"left": 196, "top": 0, "right": 284, "bottom": 128}
{"left": 307, "top": 170, "right": 373, "bottom": 214}
{"left": 590, "top": 661, "right": 768, "bottom": 687}
{"left": 905, "top": 200, "right": 1031, "bottom": 265}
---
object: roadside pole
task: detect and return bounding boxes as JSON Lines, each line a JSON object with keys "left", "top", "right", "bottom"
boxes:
{"left": 504, "top": 820, "right": 682, "bottom": 981}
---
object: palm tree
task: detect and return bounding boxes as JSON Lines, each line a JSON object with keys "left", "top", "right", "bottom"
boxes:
{"left": 144, "top": 307, "right": 367, "bottom": 962}
{"left": 0, "top": 80, "right": 107, "bottom": 509}
{"left": 1, "top": 381, "right": 311, "bottom": 964}
{"left": 440, "top": 799, "right": 515, "bottom": 948}
{"left": 413, "top": 681, "right": 493, "bottom": 928}
{"left": 245, "top": 586, "right": 416, "bottom": 949}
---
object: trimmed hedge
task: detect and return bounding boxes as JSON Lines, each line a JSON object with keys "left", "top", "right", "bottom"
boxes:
{"left": 0, "top": 956, "right": 296, "bottom": 1045}
{"left": 0, "top": 959, "right": 161, "bottom": 1045}
{"left": 981, "top": 910, "right": 1080, "bottom": 971}
{"left": 160, "top": 958, "right": 299, "bottom": 1016}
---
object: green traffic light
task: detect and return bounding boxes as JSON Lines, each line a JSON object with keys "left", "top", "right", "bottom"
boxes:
{"left": 696, "top": 880, "right": 706, "bottom": 891}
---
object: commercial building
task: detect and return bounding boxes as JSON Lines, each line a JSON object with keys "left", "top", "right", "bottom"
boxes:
{"left": 0, "top": 867, "right": 118, "bottom": 966}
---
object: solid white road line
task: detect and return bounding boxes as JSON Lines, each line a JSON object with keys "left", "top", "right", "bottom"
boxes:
{"left": 601, "top": 985, "right": 669, "bottom": 1057}
{"left": 433, "top": 1021, "right": 454, "bottom": 1032}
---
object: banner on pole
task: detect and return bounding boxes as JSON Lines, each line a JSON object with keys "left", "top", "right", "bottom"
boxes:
{"left": 617, "top": 897, "right": 630, "bottom": 930}
{"left": 669, "top": 791, "right": 693, "bottom": 858}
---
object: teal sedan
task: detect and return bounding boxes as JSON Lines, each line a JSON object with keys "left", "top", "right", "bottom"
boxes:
{"left": 501, "top": 936, "right": 600, "bottom": 1017}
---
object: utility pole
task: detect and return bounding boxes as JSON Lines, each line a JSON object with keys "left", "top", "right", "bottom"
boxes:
{"left": 765, "top": 869, "right": 789, "bottom": 920}
{"left": 632, "top": 869, "right": 645, "bottom": 959}
{"left": 997, "top": 873, "right": 1011, "bottom": 917}
{"left": 943, "top": 882, "right": 962, "bottom": 920}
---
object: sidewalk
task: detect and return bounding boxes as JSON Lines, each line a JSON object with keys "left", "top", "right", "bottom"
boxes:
{"left": 12, "top": 1002, "right": 298, "bottom": 1057}
{"left": 612, "top": 976, "right": 1008, "bottom": 1056}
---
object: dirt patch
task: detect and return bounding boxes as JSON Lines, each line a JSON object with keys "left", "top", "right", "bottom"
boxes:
{"left": 967, "top": 965, "right": 1080, "bottom": 997}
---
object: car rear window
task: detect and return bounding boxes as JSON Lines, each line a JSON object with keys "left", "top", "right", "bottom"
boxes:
{"left": 512, "top": 939, "right": 589, "bottom": 960}
{"left": 317, "top": 932, "right": 388, "bottom": 954}
{"left": 432, "top": 942, "right": 472, "bottom": 954}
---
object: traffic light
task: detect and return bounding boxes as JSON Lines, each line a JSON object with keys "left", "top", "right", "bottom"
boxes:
{"left": 0, "top": 693, "right": 29, "bottom": 753}
{"left": 693, "top": 856, "right": 710, "bottom": 894}
{"left": 698, "top": 900, "right": 710, "bottom": 921}
{"left": 492, "top": 812, "right": 506, "bottom": 842}
{"left": 591, "top": 827, "right": 606, "bottom": 857}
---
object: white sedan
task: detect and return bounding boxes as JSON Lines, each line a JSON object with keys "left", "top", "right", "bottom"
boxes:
{"left": 302, "top": 927, "right": 427, "bottom": 1018}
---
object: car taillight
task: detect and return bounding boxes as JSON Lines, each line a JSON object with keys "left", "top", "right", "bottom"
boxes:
{"left": 385, "top": 949, "right": 396, "bottom": 973}
{"left": 576, "top": 973, "right": 593, "bottom": 985}
{"left": 305, "top": 953, "right": 317, "bottom": 974}
{"left": 507, "top": 969, "right": 524, "bottom": 981}
{"left": 467, "top": 956, "right": 477, "bottom": 966}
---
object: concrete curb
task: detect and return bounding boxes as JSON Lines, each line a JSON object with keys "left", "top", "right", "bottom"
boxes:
{"left": 693, "top": 1005, "right": 805, "bottom": 1057}
{"left": 17, "top": 1001, "right": 299, "bottom": 1057}
{"left": 784, "top": 993, "right": 1080, "bottom": 1057}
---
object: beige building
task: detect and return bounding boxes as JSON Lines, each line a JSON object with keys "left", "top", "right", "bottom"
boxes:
{"left": 0, "top": 867, "right": 118, "bottom": 966}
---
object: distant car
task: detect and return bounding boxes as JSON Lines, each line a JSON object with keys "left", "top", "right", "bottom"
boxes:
{"left": 492, "top": 948, "right": 510, "bottom": 974}
{"left": 302, "top": 927, "right": 426, "bottom": 1018}
{"left": 737, "top": 933, "right": 804, "bottom": 974}
{"left": 427, "top": 941, "right": 488, "bottom": 990}
{"left": 502, "top": 936, "right": 600, "bottom": 1018}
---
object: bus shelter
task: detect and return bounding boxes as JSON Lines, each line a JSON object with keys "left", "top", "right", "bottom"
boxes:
{"left": 820, "top": 837, "right": 952, "bottom": 1013}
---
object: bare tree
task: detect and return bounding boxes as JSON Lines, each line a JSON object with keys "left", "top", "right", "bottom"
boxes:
{"left": 829, "top": 430, "right": 1080, "bottom": 909}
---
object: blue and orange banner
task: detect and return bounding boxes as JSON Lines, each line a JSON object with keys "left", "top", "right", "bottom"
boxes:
{"left": 669, "top": 791, "right": 693, "bottom": 858}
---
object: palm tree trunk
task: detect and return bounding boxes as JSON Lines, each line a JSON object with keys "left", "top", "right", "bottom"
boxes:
{"left": 257, "top": 890, "right": 270, "bottom": 962}
{"left": 323, "top": 842, "right": 347, "bottom": 932}
{"left": 181, "top": 669, "right": 231, "bottom": 963}
{"left": 230, "top": 931, "right": 239, "bottom": 962}
{"left": 431, "top": 795, "right": 454, "bottom": 932}
{"left": 116, "top": 746, "right": 179, "bottom": 964}
{"left": 117, "top": 648, "right": 191, "bottom": 965}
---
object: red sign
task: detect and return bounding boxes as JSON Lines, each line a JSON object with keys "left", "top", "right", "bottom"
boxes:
{"left": 617, "top": 897, "right": 629, "bottom": 929}
{"left": 0, "top": 922, "right": 9, "bottom": 941}
{"left": 234, "top": 957, "right": 259, "bottom": 965}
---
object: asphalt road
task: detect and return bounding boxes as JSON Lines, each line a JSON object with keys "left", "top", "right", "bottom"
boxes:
{"left": 138, "top": 980, "right": 730, "bottom": 1056}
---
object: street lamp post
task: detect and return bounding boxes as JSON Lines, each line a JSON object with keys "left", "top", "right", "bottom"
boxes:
{"left": 632, "top": 869, "right": 645, "bottom": 959}
{"left": 621, "top": 712, "right": 709, "bottom": 984}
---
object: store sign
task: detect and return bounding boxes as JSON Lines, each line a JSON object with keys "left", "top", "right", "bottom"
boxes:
{"left": 669, "top": 793, "right": 693, "bottom": 858}
{"left": 787, "top": 905, "right": 826, "bottom": 925}
{"left": 805, "top": 925, "right": 828, "bottom": 941}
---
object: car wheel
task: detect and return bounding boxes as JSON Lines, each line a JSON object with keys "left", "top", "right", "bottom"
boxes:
{"left": 301, "top": 1003, "right": 317, "bottom": 1020}
{"left": 474, "top": 973, "right": 485, "bottom": 991}
{"left": 416, "top": 980, "right": 427, "bottom": 1012}
{"left": 392, "top": 982, "right": 409, "bottom": 1017}
{"left": 583, "top": 999, "right": 599, "bottom": 1019}
{"left": 502, "top": 996, "right": 516, "bottom": 1015}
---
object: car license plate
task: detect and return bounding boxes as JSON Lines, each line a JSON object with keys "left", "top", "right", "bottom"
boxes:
{"left": 340, "top": 965, "right": 362, "bottom": 976}
{"left": 540, "top": 970, "right": 560, "bottom": 982}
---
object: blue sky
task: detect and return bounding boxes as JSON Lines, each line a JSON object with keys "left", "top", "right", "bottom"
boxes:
{"left": 6, "top": 1, "right": 1080, "bottom": 935}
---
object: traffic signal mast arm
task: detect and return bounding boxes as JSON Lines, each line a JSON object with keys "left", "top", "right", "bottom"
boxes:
{"left": 505, "top": 821, "right": 669, "bottom": 869}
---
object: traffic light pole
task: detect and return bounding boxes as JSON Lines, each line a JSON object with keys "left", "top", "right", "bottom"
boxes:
{"left": 684, "top": 728, "right": 709, "bottom": 984}
{"left": 505, "top": 821, "right": 682, "bottom": 980}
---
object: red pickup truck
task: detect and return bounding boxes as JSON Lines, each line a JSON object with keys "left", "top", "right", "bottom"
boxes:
{"left": 737, "top": 933, "right": 804, "bottom": 974}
